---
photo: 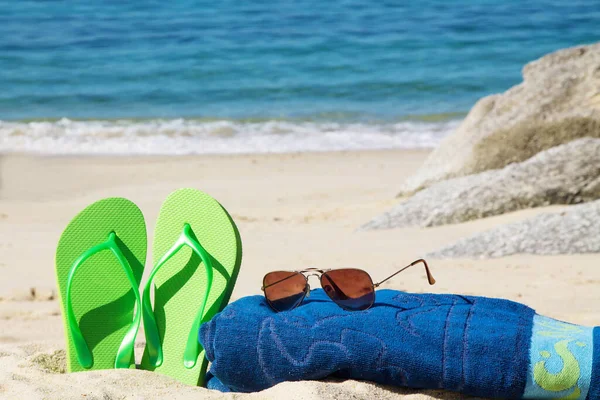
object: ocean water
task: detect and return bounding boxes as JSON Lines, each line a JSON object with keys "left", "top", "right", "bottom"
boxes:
{"left": 1, "top": 1, "right": 598, "bottom": 154}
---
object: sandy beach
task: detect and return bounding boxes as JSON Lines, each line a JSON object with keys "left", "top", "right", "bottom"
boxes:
{"left": 0, "top": 150, "right": 598, "bottom": 399}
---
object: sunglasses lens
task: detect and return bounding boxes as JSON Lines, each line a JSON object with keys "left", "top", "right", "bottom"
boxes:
{"left": 263, "top": 271, "right": 307, "bottom": 312}
{"left": 321, "top": 269, "right": 375, "bottom": 311}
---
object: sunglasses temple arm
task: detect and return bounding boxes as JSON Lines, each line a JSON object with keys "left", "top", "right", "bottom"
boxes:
{"left": 373, "top": 259, "right": 436, "bottom": 288}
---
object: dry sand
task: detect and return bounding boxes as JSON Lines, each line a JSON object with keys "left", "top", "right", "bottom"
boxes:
{"left": 0, "top": 150, "right": 598, "bottom": 399}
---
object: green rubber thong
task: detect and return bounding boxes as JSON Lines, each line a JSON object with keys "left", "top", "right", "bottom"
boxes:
{"left": 66, "top": 232, "right": 142, "bottom": 369}
{"left": 139, "top": 188, "right": 242, "bottom": 386}
{"left": 143, "top": 223, "right": 213, "bottom": 369}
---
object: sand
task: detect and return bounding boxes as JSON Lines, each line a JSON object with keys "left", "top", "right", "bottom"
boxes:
{"left": 0, "top": 150, "right": 598, "bottom": 399}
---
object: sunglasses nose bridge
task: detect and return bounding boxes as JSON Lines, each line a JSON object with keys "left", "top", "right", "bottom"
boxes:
{"left": 304, "top": 273, "right": 322, "bottom": 292}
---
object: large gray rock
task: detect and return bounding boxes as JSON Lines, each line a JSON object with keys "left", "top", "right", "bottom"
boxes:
{"left": 428, "top": 200, "right": 600, "bottom": 258}
{"left": 401, "top": 43, "right": 600, "bottom": 194}
{"left": 361, "top": 138, "right": 600, "bottom": 230}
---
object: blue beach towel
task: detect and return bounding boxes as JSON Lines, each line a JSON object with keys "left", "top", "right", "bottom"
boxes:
{"left": 199, "top": 289, "right": 600, "bottom": 399}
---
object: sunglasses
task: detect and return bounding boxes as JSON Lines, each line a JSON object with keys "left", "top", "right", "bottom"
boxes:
{"left": 261, "top": 259, "right": 435, "bottom": 312}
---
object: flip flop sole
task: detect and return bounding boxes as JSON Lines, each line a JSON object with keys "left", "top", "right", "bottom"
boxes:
{"left": 55, "top": 198, "right": 147, "bottom": 372}
{"left": 141, "top": 188, "right": 242, "bottom": 386}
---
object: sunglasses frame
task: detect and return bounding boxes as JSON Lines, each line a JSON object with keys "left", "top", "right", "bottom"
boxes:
{"left": 261, "top": 259, "right": 435, "bottom": 312}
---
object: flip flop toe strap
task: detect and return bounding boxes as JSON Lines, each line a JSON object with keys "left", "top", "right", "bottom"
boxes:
{"left": 143, "top": 223, "right": 213, "bottom": 369}
{"left": 66, "top": 232, "right": 142, "bottom": 369}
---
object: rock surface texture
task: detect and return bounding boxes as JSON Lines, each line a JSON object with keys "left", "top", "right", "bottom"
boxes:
{"left": 428, "top": 200, "right": 600, "bottom": 258}
{"left": 400, "top": 43, "right": 600, "bottom": 195}
{"left": 361, "top": 138, "right": 600, "bottom": 230}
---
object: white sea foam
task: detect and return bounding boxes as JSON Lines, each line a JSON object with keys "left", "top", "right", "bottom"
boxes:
{"left": 0, "top": 118, "right": 459, "bottom": 155}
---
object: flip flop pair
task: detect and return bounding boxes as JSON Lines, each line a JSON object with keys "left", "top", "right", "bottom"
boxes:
{"left": 54, "top": 188, "right": 242, "bottom": 386}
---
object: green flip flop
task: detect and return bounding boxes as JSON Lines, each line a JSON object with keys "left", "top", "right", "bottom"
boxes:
{"left": 55, "top": 198, "right": 147, "bottom": 372}
{"left": 140, "top": 188, "right": 242, "bottom": 386}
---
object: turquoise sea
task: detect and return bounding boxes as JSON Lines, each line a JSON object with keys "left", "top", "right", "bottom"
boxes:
{"left": 1, "top": 1, "right": 598, "bottom": 154}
